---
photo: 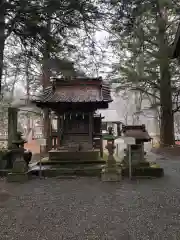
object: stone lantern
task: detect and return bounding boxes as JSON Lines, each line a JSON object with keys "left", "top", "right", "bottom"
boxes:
{"left": 101, "top": 127, "right": 122, "bottom": 181}
{"left": 7, "top": 132, "right": 29, "bottom": 182}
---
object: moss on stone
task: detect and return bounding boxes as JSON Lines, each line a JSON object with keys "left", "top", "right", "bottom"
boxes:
{"left": 122, "top": 166, "right": 164, "bottom": 178}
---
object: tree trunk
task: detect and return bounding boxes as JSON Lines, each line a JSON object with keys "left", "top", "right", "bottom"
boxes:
{"left": 42, "top": 57, "right": 51, "bottom": 151}
{"left": 157, "top": 5, "right": 174, "bottom": 146}
{"left": 25, "top": 55, "right": 31, "bottom": 134}
{"left": 0, "top": 0, "right": 5, "bottom": 94}
{"left": 41, "top": 19, "right": 51, "bottom": 151}
{"left": 134, "top": 91, "right": 142, "bottom": 125}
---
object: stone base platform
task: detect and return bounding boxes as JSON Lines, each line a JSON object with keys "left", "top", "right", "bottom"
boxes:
{"left": 28, "top": 150, "right": 106, "bottom": 178}
{"left": 121, "top": 166, "right": 164, "bottom": 178}
{"left": 49, "top": 150, "right": 100, "bottom": 161}
{"left": 28, "top": 165, "right": 104, "bottom": 177}
{"left": 7, "top": 172, "right": 29, "bottom": 182}
{"left": 101, "top": 167, "right": 122, "bottom": 182}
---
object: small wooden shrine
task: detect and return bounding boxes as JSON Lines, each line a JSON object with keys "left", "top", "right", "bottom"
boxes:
{"left": 32, "top": 77, "right": 112, "bottom": 161}
{"left": 122, "top": 125, "right": 151, "bottom": 166}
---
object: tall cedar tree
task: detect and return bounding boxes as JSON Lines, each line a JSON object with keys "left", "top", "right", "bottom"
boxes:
{"left": 106, "top": 0, "right": 180, "bottom": 146}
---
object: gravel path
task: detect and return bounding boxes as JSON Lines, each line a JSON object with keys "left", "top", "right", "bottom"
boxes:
{"left": 1, "top": 156, "right": 180, "bottom": 239}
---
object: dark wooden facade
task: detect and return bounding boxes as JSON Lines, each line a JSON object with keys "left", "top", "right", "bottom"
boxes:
{"left": 32, "top": 77, "right": 112, "bottom": 156}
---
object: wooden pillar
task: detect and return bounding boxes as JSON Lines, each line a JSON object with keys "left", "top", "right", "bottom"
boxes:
{"left": 89, "top": 112, "right": 93, "bottom": 147}
{"left": 43, "top": 108, "right": 51, "bottom": 152}
{"left": 49, "top": 115, "right": 52, "bottom": 150}
{"left": 141, "top": 142, "right": 144, "bottom": 161}
{"left": 57, "top": 115, "right": 61, "bottom": 149}
{"left": 117, "top": 122, "right": 121, "bottom": 137}
{"left": 60, "top": 113, "right": 65, "bottom": 145}
{"left": 100, "top": 114, "right": 103, "bottom": 158}
{"left": 8, "top": 107, "right": 18, "bottom": 149}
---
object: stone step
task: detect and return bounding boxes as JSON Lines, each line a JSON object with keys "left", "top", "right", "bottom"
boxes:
{"left": 28, "top": 164, "right": 104, "bottom": 177}
{"left": 49, "top": 150, "right": 100, "bottom": 161}
{"left": 0, "top": 169, "right": 11, "bottom": 177}
{"left": 36, "top": 160, "right": 106, "bottom": 166}
{"left": 122, "top": 166, "right": 164, "bottom": 178}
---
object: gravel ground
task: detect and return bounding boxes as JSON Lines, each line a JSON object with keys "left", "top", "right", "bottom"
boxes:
{"left": 1, "top": 156, "right": 180, "bottom": 239}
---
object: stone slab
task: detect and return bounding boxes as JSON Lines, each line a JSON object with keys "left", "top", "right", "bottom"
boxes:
{"left": 49, "top": 150, "right": 99, "bottom": 161}
{"left": 7, "top": 172, "right": 29, "bottom": 182}
{"left": 101, "top": 168, "right": 122, "bottom": 182}
{"left": 121, "top": 166, "right": 164, "bottom": 178}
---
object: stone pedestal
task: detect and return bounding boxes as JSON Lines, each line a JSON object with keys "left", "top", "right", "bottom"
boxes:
{"left": 7, "top": 148, "right": 29, "bottom": 183}
{"left": 7, "top": 172, "right": 29, "bottom": 182}
{"left": 101, "top": 138, "right": 122, "bottom": 182}
{"left": 101, "top": 167, "right": 122, "bottom": 182}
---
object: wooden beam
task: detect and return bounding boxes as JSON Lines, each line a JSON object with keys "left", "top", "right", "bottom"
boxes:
{"left": 100, "top": 114, "right": 103, "bottom": 158}
{"left": 57, "top": 115, "right": 61, "bottom": 149}
{"left": 89, "top": 112, "right": 93, "bottom": 148}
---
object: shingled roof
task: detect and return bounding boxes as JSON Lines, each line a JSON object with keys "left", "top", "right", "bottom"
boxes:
{"left": 122, "top": 125, "right": 151, "bottom": 142}
{"left": 33, "top": 78, "right": 112, "bottom": 103}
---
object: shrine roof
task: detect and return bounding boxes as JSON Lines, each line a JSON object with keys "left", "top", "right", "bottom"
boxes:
{"left": 32, "top": 77, "right": 112, "bottom": 104}
{"left": 122, "top": 125, "right": 151, "bottom": 141}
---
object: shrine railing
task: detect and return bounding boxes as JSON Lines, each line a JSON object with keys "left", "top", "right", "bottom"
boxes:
{"left": 51, "top": 135, "right": 58, "bottom": 149}
{"left": 50, "top": 130, "right": 61, "bottom": 149}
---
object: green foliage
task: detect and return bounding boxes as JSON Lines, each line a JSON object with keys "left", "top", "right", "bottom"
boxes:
{"left": 107, "top": 0, "right": 180, "bottom": 111}
{"left": 103, "top": 0, "right": 180, "bottom": 144}
{"left": 5, "top": 0, "right": 101, "bottom": 54}
{"left": 0, "top": 0, "right": 103, "bottom": 95}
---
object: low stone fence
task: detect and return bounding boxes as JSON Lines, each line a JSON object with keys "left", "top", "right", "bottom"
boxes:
{"left": 0, "top": 132, "right": 8, "bottom": 149}
{"left": 0, "top": 141, "right": 7, "bottom": 149}
{"left": 0, "top": 132, "right": 8, "bottom": 141}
